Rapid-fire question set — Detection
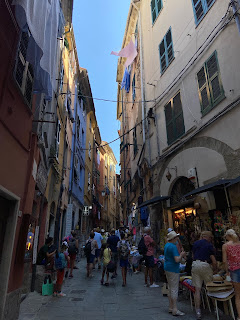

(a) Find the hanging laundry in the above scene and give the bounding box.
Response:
[121,68,131,93]
[12,0,65,100]
[111,39,137,68]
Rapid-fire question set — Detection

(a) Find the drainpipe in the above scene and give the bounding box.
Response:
[231,0,240,34]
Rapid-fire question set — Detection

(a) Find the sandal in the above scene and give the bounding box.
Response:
[169,309,173,313]
[172,310,185,316]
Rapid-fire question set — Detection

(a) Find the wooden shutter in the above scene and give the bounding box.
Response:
[173,93,185,138]
[159,39,166,72]
[206,52,223,104]
[166,29,174,64]
[197,66,211,112]
[165,101,174,144]
[157,0,162,13]
[193,0,204,22]
[151,0,156,23]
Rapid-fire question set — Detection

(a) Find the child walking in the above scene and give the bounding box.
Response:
[100,243,112,286]
[54,243,69,297]
[117,233,130,287]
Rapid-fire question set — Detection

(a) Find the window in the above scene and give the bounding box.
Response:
[132,74,136,101]
[192,0,215,25]
[151,0,162,24]
[88,142,91,159]
[105,156,108,168]
[159,28,174,74]
[15,31,34,108]
[59,61,64,93]
[88,172,91,192]
[133,126,138,156]
[55,120,61,159]
[164,92,185,145]
[197,51,225,116]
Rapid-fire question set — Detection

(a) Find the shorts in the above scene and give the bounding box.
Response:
[192,261,213,288]
[165,271,180,299]
[230,268,240,283]
[87,254,95,264]
[69,253,76,261]
[120,259,129,268]
[112,252,118,264]
[95,249,101,258]
[56,269,64,285]
[145,255,154,268]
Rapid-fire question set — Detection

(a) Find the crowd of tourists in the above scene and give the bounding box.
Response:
[36,226,240,320]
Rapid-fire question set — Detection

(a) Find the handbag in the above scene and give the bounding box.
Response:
[42,275,53,296]
[107,261,115,273]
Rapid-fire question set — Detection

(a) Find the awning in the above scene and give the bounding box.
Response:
[227,176,240,188]
[138,196,169,209]
[183,179,232,198]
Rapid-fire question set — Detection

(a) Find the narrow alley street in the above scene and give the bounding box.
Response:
[18,259,217,320]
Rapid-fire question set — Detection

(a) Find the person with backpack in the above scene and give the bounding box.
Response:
[85,232,98,278]
[117,233,130,287]
[107,228,120,278]
[53,242,69,297]
[143,227,159,288]
[68,231,79,278]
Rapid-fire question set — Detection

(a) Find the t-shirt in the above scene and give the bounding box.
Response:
[103,248,111,266]
[144,234,154,256]
[192,239,215,263]
[164,242,180,273]
[94,232,103,249]
[36,244,49,265]
[86,239,97,255]
[107,235,120,253]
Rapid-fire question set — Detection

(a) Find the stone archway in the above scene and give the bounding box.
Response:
[170,176,195,206]
[157,136,239,185]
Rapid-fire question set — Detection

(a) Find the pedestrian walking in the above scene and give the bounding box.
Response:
[107,228,120,278]
[164,231,186,316]
[85,232,98,278]
[222,229,240,320]
[54,242,69,297]
[143,227,159,288]
[117,233,130,287]
[68,231,79,278]
[192,231,217,319]
[100,243,112,286]
[94,227,103,269]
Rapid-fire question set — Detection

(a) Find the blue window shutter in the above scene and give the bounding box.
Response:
[159,28,174,74]
[151,0,157,24]
[192,0,215,25]
[132,74,136,101]
[157,0,162,14]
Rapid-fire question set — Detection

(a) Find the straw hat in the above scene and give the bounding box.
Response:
[167,231,180,241]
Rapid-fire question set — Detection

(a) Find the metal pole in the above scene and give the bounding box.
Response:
[231,0,240,34]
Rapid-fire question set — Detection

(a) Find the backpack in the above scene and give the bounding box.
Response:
[55,252,67,270]
[138,236,148,255]
[119,241,129,260]
[68,238,78,255]
[84,240,92,257]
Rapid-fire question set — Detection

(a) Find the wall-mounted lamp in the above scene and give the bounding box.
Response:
[166,166,177,181]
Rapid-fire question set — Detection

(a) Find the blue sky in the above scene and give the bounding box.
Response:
[73,0,131,173]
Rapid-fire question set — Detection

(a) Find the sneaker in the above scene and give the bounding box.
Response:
[53,292,57,297]
[149,283,159,288]
[57,292,66,297]
[196,311,201,320]
[134,271,140,274]
[173,310,185,316]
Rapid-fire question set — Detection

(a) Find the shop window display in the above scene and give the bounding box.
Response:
[25,223,35,260]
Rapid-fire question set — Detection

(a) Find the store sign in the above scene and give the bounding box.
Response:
[32,226,39,264]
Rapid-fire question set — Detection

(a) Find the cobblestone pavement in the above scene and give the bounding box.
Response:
[18,259,227,320]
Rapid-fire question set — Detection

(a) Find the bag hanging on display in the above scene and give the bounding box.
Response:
[42,275,53,296]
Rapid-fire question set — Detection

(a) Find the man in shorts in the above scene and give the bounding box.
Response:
[94,227,103,269]
[144,227,159,288]
[192,231,217,319]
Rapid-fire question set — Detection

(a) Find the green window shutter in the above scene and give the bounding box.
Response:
[157,0,162,13]
[197,66,211,113]
[206,51,224,105]
[159,39,166,73]
[165,92,185,145]
[166,29,174,65]
[151,0,157,23]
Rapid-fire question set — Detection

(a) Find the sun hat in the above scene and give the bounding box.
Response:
[167,231,180,241]
[167,228,173,233]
